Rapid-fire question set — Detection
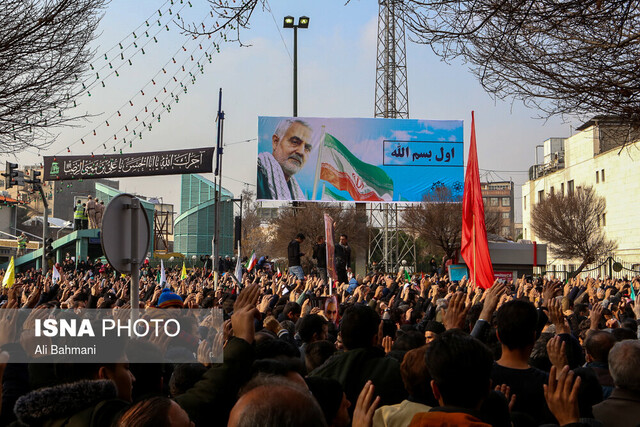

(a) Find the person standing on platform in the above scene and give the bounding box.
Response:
[288,233,306,280]
[16,232,28,256]
[73,200,83,231]
[86,195,97,229]
[95,199,105,229]
[80,203,88,230]
[334,234,351,285]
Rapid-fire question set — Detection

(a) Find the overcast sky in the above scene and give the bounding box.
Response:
[11,0,580,222]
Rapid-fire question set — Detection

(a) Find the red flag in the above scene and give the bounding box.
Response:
[461,112,494,289]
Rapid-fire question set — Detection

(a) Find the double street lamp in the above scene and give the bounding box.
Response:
[283,16,309,117]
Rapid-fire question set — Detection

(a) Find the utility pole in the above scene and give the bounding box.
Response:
[212,89,225,289]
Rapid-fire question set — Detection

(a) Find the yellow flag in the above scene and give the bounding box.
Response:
[2,256,15,288]
[181,262,187,280]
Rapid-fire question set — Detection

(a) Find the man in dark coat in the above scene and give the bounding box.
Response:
[334,234,351,285]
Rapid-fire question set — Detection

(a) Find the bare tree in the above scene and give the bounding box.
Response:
[396,0,640,125]
[0,0,107,154]
[190,1,640,126]
[484,209,502,237]
[531,186,617,275]
[403,185,503,261]
[177,0,262,45]
[402,186,462,261]
[239,188,271,257]
[266,202,368,270]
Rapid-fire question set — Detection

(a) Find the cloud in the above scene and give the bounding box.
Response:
[390,130,412,141]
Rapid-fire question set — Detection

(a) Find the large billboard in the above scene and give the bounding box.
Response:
[43,148,214,181]
[257,116,464,202]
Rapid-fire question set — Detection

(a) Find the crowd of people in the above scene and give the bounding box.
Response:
[1,246,640,427]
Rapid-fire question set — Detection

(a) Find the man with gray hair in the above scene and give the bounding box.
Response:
[592,339,640,426]
[257,118,313,200]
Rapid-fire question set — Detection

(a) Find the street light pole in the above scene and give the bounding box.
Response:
[293,25,298,117]
[284,16,309,118]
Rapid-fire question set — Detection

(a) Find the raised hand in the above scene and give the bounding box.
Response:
[590,302,603,330]
[546,336,569,371]
[443,292,470,330]
[544,366,581,426]
[382,336,393,355]
[479,281,507,321]
[543,281,562,307]
[549,298,570,334]
[232,283,260,344]
[495,384,516,412]
[352,381,381,427]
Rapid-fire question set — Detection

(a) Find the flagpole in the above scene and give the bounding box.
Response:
[472,213,476,288]
[312,126,326,201]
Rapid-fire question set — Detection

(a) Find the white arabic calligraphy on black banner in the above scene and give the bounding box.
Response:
[43,148,214,180]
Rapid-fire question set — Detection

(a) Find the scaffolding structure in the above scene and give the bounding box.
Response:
[374,0,409,119]
[369,0,416,272]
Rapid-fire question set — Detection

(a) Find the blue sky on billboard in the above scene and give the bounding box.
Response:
[12,0,576,221]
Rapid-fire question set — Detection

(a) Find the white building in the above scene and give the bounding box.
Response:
[522,116,640,273]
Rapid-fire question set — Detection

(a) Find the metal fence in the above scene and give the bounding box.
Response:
[535,256,640,279]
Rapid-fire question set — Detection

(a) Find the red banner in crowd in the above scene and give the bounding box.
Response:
[324,214,338,282]
[460,111,495,289]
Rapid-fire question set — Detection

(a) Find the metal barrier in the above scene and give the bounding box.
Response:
[539,256,640,279]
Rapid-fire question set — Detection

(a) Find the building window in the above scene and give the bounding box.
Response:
[538,190,544,203]
[524,228,527,239]
[550,186,554,196]
[502,212,510,219]
[501,197,510,207]
[560,182,564,195]
[490,198,499,206]
[601,169,605,182]
[568,180,574,195]
[596,171,599,183]
[501,226,510,236]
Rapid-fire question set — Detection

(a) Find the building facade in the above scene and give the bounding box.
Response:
[174,174,234,257]
[522,117,640,272]
[481,181,515,239]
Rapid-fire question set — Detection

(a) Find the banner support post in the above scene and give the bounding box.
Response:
[312,126,326,201]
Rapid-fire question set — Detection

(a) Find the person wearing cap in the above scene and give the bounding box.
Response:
[423,321,446,344]
[157,288,184,309]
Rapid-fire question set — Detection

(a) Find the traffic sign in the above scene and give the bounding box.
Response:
[101,194,150,310]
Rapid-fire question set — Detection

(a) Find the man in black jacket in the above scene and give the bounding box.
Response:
[334,234,351,285]
[288,233,305,280]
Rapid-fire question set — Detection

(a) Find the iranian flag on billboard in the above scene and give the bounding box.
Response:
[320,134,393,202]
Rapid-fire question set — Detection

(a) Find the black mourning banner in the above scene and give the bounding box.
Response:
[43,148,214,181]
